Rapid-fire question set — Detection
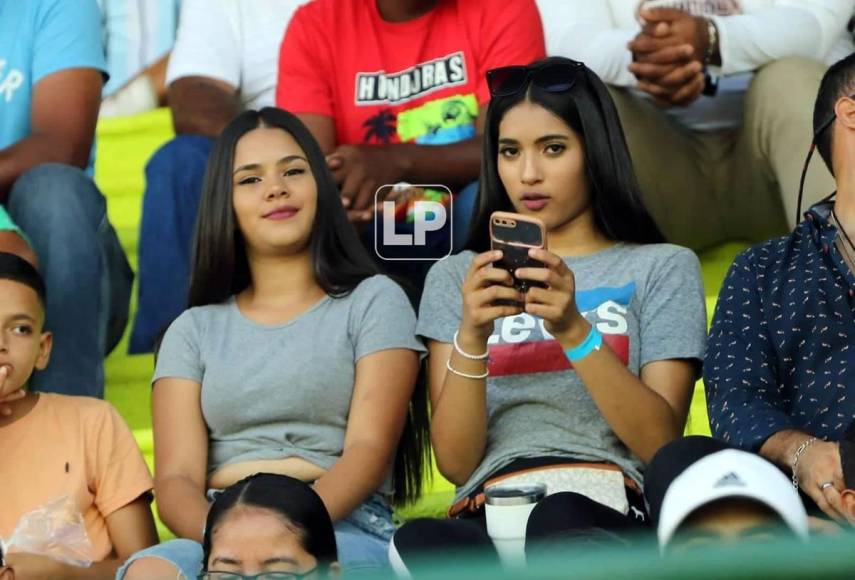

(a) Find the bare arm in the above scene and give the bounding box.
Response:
[312,348,419,520]
[564,326,694,463]
[0,68,102,200]
[0,232,37,265]
[151,377,210,541]
[760,429,850,522]
[428,251,523,485]
[168,76,240,138]
[427,339,488,486]
[297,114,336,155]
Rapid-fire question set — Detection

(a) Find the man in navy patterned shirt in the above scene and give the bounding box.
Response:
[705,53,855,524]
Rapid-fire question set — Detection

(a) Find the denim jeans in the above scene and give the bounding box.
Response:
[6,164,133,398]
[115,494,396,579]
[130,135,213,354]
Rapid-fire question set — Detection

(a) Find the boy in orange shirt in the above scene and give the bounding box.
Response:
[0,252,157,579]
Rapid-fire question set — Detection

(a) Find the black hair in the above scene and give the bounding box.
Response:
[466,56,665,252]
[0,252,46,309]
[186,107,430,505]
[813,52,855,174]
[202,474,337,570]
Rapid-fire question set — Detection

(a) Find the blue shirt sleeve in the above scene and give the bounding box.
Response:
[32,0,107,85]
[704,248,794,451]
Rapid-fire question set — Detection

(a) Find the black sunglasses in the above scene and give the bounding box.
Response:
[794,93,855,223]
[486,61,584,98]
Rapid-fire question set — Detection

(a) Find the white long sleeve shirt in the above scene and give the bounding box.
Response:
[538,0,855,130]
[166,0,306,110]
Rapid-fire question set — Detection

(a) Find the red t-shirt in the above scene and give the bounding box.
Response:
[276,0,545,147]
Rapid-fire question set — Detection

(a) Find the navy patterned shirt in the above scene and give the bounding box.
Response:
[705,202,855,451]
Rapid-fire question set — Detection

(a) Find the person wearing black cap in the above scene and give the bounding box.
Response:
[705,52,855,523]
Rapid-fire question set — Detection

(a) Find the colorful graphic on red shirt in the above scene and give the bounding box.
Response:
[277,0,546,148]
[487,283,636,377]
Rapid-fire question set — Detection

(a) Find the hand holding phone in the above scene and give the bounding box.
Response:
[489,212,547,301]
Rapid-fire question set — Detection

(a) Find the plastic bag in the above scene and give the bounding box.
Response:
[1,495,92,568]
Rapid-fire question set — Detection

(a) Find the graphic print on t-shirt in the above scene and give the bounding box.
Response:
[355,51,477,146]
[355,51,467,106]
[487,283,635,377]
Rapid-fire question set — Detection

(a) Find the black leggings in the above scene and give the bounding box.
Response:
[393,491,649,570]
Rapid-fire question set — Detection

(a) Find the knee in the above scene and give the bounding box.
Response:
[526,492,598,536]
[121,557,184,580]
[119,539,203,580]
[529,492,591,521]
[146,135,213,174]
[746,57,826,119]
[7,163,103,230]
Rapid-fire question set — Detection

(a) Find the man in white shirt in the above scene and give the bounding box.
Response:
[537,0,854,250]
[130,0,305,354]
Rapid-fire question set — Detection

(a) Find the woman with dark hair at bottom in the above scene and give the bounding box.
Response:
[119,107,429,579]
[200,474,340,579]
[391,57,707,568]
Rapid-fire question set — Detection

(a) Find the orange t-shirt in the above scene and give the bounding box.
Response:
[0,394,153,561]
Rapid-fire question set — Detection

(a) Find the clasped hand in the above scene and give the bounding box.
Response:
[628,7,709,107]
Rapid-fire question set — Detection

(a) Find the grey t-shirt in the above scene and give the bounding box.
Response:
[418,243,707,501]
[154,275,425,494]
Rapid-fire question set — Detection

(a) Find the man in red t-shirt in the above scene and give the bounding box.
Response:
[277,0,545,294]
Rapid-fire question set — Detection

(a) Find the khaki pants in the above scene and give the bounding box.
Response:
[610,57,836,251]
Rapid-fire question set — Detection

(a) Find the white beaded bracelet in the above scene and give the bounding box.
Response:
[453,330,489,360]
[446,358,489,380]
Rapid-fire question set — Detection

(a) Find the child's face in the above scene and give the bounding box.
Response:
[0,279,51,396]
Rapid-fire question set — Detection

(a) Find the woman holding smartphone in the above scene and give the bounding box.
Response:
[391,57,707,564]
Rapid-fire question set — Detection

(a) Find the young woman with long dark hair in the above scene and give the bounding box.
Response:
[392,57,707,566]
[119,107,429,579]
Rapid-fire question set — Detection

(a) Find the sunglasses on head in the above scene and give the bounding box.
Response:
[486,61,585,98]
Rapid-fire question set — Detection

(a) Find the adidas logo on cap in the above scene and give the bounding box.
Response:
[713,472,746,488]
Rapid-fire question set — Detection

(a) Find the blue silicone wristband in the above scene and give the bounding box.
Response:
[564,325,602,363]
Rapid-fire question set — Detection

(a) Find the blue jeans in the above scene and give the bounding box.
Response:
[6,164,133,398]
[115,494,396,579]
[130,135,213,354]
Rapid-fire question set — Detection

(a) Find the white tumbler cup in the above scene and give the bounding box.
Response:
[484,483,547,567]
